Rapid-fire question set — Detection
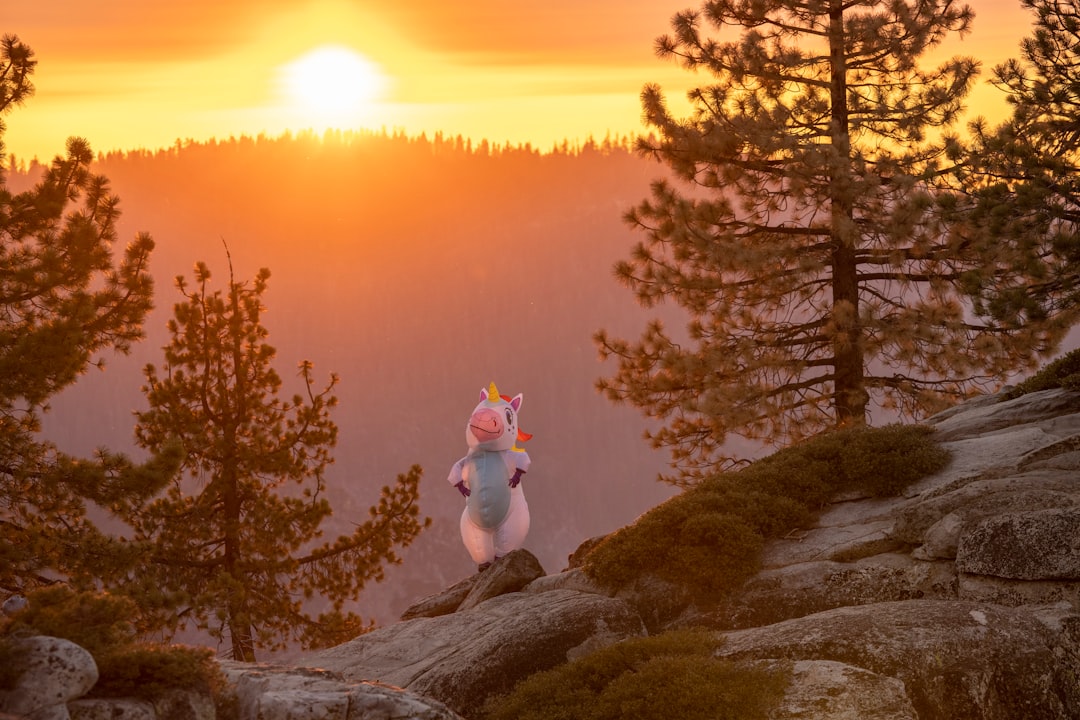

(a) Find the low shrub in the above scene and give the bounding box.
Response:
[0,586,138,658]
[584,423,948,596]
[91,643,221,701]
[583,489,765,597]
[836,424,950,497]
[0,587,227,708]
[1004,348,1080,399]
[481,629,788,720]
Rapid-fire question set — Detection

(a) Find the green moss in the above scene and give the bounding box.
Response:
[584,423,949,596]
[1004,348,1080,399]
[481,629,788,720]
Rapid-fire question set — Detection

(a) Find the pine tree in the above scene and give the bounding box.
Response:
[594,0,1071,484]
[0,34,174,591]
[129,258,429,660]
[956,0,1080,325]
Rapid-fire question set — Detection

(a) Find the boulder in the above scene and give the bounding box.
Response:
[400,574,479,621]
[147,689,215,720]
[523,566,608,596]
[69,699,156,720]
[893,473,1080,546]
[688,554,957,630]
[927,388,1080,442]
[0,636,98,720]
[401,549,546,619]
[773,659,917,720]
[1,596,26,617]
[760,518,903,568]
[218,661,463,720]
[300,589,645,718]
[456,549,545,612]
[716,600,1080,720]
[959,573,1080,608]
[957,507,1080,580]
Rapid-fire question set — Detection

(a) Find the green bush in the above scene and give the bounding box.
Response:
[584,423,948,596]
[481,629,788,720]
[1004,348,1080,399]
[732,454,836,508]
[0,587,227,707]
[91,644,221,700]
[836,424,950,497]
[583,490,765,598]
[0,586,137,658]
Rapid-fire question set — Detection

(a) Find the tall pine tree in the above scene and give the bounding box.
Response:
[0,34,175,592]
[129,258,429,660]
[595,0,1070,484]
[957,0,1080,325]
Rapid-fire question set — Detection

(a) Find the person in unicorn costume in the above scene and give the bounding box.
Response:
[447,382,533,570]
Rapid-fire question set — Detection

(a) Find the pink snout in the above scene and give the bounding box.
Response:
[469,408,504,442]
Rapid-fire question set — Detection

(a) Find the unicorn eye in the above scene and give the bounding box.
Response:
[505,409,514,426]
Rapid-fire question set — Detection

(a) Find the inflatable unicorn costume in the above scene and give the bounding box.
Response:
[447,382,532,569]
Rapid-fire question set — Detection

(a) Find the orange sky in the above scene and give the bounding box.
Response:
[6,0,1037,162]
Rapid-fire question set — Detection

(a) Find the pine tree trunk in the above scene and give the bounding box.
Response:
[225,276,256,662]
[828,0,868,427]
[221,442,256,662]
[831,243,866,426]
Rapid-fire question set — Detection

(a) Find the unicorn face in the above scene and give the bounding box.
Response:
[466,382,523,452]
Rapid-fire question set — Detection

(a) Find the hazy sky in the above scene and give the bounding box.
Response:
[7,0,1036,161]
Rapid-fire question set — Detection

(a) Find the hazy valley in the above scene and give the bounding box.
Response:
[12,131,684,632]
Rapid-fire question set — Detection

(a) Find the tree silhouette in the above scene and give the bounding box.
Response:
[0,34,174,592]
[957,0,1080,327]
[130,257,429,660]
[595,0,1071,484]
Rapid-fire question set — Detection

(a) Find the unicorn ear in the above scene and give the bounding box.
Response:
[510,393,523,412]
[479,388,488,402]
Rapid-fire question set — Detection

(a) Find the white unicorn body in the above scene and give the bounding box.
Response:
[447,382,532,567]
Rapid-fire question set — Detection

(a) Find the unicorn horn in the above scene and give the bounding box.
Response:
[488,382,499,401]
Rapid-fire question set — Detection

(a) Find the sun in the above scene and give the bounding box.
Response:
[278,45,388,125]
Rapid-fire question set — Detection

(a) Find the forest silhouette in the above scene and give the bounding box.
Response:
[9,130,684,629]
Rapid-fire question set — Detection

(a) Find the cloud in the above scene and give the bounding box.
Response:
[369,0,683,65]
[9,0,299,61]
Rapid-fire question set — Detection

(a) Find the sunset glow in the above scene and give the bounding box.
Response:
[278,46,389,129]
[4,0,1040,162]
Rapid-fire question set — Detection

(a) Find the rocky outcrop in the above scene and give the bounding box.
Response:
[9,388,1080,719]
[692,390,1080,633]
[291,389,1080,719]
[774,660,918,720]
[217,662,464,720]
[718,600,1078,720]
[400,549,545,620]
[69,690,213,720]
[301,567,646,719]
